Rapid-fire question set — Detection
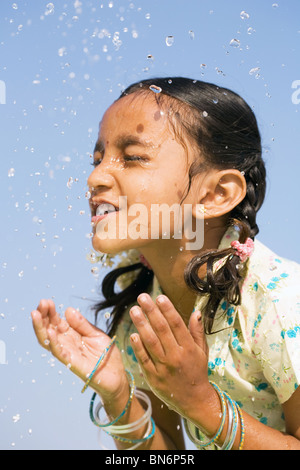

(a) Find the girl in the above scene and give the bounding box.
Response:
[32,77,300,450]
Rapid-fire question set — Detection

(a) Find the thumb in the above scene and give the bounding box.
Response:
[189,310,208,354]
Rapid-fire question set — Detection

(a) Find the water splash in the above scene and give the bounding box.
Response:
[165,36,174,47]
[240,11,250,20]
[229,38,240,48]
[149,84,162,94]
[45,3,55,16]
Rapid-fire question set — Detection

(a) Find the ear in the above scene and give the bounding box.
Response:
[193,169,247,219]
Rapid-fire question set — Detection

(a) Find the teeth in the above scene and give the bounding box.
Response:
[96,203,117,216]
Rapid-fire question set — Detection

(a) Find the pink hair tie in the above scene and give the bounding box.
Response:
[230,238,254,263]
[139,254,152,270]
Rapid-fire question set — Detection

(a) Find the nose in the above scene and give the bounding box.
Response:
[87,157,116,191]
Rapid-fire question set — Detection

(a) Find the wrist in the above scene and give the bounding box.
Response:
[181,381,223,435]
[100,371,133,423]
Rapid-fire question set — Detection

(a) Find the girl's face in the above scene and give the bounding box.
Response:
[88,93,199,255]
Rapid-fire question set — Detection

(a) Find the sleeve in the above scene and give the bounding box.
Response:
[251,267,300,404]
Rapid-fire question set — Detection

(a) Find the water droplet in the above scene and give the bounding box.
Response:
[149,84,162,94]
[247,27,256,35]
[12,414,21,423]
[18,271,24,279]
[44,339,50,346]
[240,11,250,20]
[272,3,279,7]
[202,111,208,117]
[8,168,15,177]
[67,177,73,189]
[58,46,66,57]
[249,67,260,78]
[229,38,240,48]
[165,35,174,47]
[45,3,55,16]
[12,3,18,9]
[104,311,111,319]
[188,30,195,40]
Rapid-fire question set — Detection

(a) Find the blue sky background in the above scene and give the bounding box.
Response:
[0,0,299,450]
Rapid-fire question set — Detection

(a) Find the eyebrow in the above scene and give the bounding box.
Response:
[93,134,154,154]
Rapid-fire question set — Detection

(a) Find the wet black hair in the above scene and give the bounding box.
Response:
[92,77,266,335]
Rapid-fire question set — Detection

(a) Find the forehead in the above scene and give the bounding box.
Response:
[99,93,169,139]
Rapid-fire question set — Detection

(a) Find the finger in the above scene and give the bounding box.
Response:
[188,310,208,355]
[31,309,51,350]
[65,308,100,338]
[47,327,70,366]
[130,333,156,374]
[137,294,178,351]
[47,299,61,327]
[155,295,191,347]
[129,306,165,360]
[47,300,71,335]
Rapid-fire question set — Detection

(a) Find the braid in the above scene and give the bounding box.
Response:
[231,160,266,238]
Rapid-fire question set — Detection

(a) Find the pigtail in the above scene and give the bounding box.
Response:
[184,219,250,334]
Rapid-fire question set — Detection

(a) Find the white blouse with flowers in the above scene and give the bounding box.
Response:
[115,227,300,437]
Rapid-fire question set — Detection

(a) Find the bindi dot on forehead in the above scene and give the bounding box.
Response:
[136,123,144,134]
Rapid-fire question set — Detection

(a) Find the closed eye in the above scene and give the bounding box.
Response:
[90,155,147,167]
[124,155,145,162]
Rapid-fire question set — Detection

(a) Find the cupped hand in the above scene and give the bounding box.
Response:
[31,299,127,399]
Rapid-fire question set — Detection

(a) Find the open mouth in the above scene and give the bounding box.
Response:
[91,202,119,224]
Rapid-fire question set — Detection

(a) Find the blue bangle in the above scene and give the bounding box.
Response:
[89,369,135,428]
[81,335,117,394]
[223,392,238,450]
[193,381,227,448]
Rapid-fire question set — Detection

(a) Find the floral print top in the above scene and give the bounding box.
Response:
[115,226,300,435]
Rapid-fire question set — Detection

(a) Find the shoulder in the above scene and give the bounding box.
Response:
[240,239,300,402]
[246,238,300,309]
